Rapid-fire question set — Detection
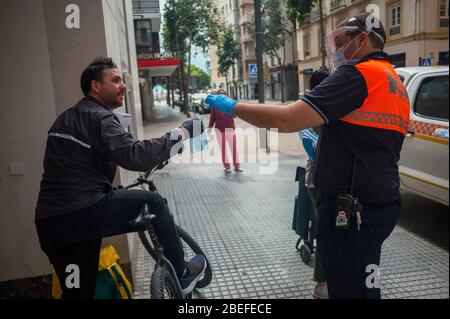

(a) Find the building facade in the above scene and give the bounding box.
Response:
[210,0,231,91]
[210,44,227,90]
[217,0,246,99]
[238,0,258,99]
[210,0,256,99]
[211,0,301,101]
[261,1,299,102]
[296,0,449,96]
[133,0,180,123]
[0,0,143,290]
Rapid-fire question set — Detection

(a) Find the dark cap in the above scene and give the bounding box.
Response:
[338,13,387,45]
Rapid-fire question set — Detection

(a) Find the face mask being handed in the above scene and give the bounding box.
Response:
[332,34,364,69]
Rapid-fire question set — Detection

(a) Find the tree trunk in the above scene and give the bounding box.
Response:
[166,77,172,106]
[182,36,193,117]
[319,0,327,68]
[224,73,230,95]
[231,63,237,99]
[290,20,299,99]
[177,68,183,101]
[276,53,285,103]
[171,75,175,108]
[281,44,286,103]
[174,27,183,109]
[181,70,190,117]
[180,62,190,117]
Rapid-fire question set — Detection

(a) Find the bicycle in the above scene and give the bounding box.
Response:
[110,160,213,299]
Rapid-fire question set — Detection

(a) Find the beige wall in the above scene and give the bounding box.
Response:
[0,0,58,281]
[43,0,108,115]
[210,45,227,89]
[0,0,142,281]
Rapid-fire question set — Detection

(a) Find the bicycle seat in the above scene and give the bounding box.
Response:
[130,204,157,226]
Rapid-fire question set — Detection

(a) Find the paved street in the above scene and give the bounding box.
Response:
[132,104,449,299]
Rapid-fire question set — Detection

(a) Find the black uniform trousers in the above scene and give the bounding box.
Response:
[317,193,401,299]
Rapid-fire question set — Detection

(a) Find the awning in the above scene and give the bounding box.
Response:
[137,58,180,77]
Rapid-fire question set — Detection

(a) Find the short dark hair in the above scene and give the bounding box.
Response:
[80,57,118,96]
[310,68,330,90]
[338,13,387,50]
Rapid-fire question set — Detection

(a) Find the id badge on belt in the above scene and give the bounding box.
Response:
[335,194,353,230]
[335,194,363,230]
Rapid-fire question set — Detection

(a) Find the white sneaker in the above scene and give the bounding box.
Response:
[224,168,232,174]
[312,283,329,299]
[235,166,244,172]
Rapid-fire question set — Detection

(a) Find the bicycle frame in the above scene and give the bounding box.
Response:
[123,161,185,298]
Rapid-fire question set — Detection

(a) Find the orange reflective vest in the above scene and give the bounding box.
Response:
[340,59,411,135]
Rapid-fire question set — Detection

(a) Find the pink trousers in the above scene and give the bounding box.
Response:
[218,130,240,169]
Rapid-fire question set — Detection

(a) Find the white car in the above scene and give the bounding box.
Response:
[396,66,449,206]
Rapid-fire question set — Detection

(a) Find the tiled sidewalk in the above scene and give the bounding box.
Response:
[132,158,448,299]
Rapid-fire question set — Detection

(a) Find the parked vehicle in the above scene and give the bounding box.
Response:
[189,93,210,114]
[396,66,449,206]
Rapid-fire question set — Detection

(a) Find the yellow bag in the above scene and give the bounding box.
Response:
[52,245,133,299]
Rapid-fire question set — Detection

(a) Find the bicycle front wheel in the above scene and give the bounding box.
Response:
[176,225,212,289]
[151,263,183,299]
[138,231,158,260]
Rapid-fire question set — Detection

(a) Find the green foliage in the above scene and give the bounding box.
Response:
[286,0,317,24]
[217,25,241,77]
[163,0,219,58]
[162,0,219,114]
[246,0,286,60]
[188,65,211,89]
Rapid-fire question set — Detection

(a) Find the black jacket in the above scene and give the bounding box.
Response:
[35,96,180,220]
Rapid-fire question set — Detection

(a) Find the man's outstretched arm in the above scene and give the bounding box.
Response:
[233,100,325,133]
[204,94,325,133]
[100,113,201,172]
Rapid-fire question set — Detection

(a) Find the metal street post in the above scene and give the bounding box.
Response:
[254,0,268,151]
[319,0,327,68]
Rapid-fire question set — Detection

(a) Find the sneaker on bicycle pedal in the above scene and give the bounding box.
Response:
[179,255,207,295]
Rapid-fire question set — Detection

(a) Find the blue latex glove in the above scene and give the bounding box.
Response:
[204,94,238,116]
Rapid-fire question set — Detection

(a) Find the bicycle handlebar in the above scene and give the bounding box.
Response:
[124,160,169,190]
[142,160,169,179]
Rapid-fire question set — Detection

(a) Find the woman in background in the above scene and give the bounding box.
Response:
[298,68,330,299]
[208,89,243,174]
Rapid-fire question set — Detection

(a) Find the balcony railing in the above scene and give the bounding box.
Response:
[390,25,401,36]
[239,0,254,7]
[241,33,254,43]
[242,52,256,61]
[330,0,346,12]
[133,0,160,14]
[311,9,320,21]
[330,0,345,12]
[240,14,253,25]
[299,14,311,27]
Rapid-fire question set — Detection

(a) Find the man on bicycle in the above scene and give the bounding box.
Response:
[35,57,206,299]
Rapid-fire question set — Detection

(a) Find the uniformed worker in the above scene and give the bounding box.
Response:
[205,13,410,299]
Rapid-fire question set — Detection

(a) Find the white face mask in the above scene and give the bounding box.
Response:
[332,34,364,69]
